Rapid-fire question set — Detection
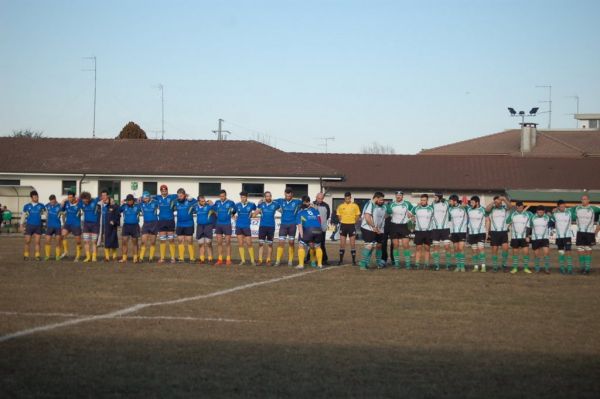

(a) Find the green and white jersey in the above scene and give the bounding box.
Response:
[571,205,600,233]
[507,210,533,239]
[553,209,574,239]
[467,206,486,235]
[531,214,551,240]
[386,200,414,224]
[412,204,434,231]
[432,200,450,230]
[360,200,386,232]
[449,205,468,233]
[488,205,509,232]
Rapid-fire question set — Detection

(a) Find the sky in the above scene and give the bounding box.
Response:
[1,0,599,153]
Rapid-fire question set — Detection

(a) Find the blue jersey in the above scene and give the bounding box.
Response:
[194,203,216,225]
[175,198,197,227]
[62,201,81,226]
[120,204,142,225]
[140,200,159,223]
[154,194,177,221]
[214,199,236,225]
[235,201,257,229]
[45,202,63,229]
[22,202,45,226]
[296,207,321,229]
[277,198,302,225]
[257,201,280,227]
[78,198,101,223]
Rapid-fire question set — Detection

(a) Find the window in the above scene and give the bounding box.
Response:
[242,183,264,197]
[98,180,121,201]
[62,180,77,195]
[590,120,599,129]
[0,179,20,186]
[199,182,221,196]
[285,184,308,197]
[143,182,157,196]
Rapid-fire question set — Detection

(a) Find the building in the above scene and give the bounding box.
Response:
[575,113,600,130]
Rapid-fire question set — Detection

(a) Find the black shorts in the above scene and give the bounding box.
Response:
[361,227,384,244]
[158,219,175,232]
[63,224,82,236]
[556,237,572,251]
[431,228,450,242]
[83,222,100,234]
[414,230,432,246]
[142,221,159,235]
[45,227,61,236]
[236,227,252,237]
[122,224,141,238]
[258,226,275,242]
[575,232,596,247]
[531,239,549,250]
[176,226,194,236]
[489,231,509,246]
[340,223,356,237]
[25,225,42,236]
[214,224,232,236]
[510,238,528,249]
[278,223,297,239]
[467,233,486,245]
[389,223,410,239]
[196,224,214,241]
[300,228,323,246]
[450,232,467,243]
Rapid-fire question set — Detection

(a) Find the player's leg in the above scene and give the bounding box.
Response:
[542,245,550,273]
[349,233,357,265]
[177,232,186,262]
[23,231,32,260]
[236,234,246,265]
[139,233,148,261]
[245,235,255,265]
[510,243,519,274]
[501,241,509,271]
[215,231,224,264]
[358,228,374,270]
[225,234,232,265]
[491,241,499,272]
[478,240,486,272]
[44,233,53,261]
[287,238,295,266]
[522,245,531,273]
[455,240,465,272]
[296,240,307,270]
[338,232,347,265]
[158,231,167,263]
[185,235,194,262]
[423,243,431,269]
[61,228,70,257]
[120,235,129,262]
[168,230,176,263]
[391,238,400,268]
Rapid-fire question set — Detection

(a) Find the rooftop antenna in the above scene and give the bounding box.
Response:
[157,84,165,139]
[82,56,97,138]
[317,136,335,153]
[535,84,552,128]
[212,118,231,140]
[565,95,580,127]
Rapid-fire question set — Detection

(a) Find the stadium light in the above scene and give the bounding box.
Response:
[508,106,538,125]
[508,107,517,115]
[529,107,539,116]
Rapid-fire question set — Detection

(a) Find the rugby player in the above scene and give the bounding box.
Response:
[274,188,302,266]
[174,188,197,262]
[60,191,82,261]
[213,189,236,265]
[411,194,434,270]
[296,195,324,269]
[119,194,142,263]
[448,194,468,272]
[507,201,533,274]
[44,194,63,261]
[254,191,280,265]
[336,191,361,265]
[530,205,551,273]
[553,200,574,274]
[467,196,487,272]
[154,185,178,264]
[571,194,600,274]
[485,195,510,272]
[139,192,159,262]
[101,195,120,261]
[431,193,452,270]
[358,192,386,270]
[194,195,216,264]
[235,191,257,265]
[78,191,101,262]
[20,190,45,260]
[385,191,414,269]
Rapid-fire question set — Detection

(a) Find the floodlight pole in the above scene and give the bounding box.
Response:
[565,95,579,127]
[83,56,97,138]
[536,84,552,129]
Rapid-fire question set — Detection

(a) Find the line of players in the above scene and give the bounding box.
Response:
[354,191,600,274]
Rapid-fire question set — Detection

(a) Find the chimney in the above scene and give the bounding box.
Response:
[520,122,538,154]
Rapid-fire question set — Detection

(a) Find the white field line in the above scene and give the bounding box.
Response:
[0,311,255,323]
[0,266,341,343]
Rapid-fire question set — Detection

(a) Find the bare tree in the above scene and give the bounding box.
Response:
[361,141,396,154]
[10,129,44,138]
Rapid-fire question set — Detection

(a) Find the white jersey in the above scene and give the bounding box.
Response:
[553,209,573,239]
[432,201,450,230]
[449,205,468,233]
[488,205,509,232]
[386,200,414,224]
[508,210,533,239]
[413,204,434,231]
[531,214,551,240]
[573,205,600,234]
[360,200,386,232]
[467,206,486,235]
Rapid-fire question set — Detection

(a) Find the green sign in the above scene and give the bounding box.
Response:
[131,182,138,191]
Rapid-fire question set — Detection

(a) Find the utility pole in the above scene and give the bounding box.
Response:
[158,84,165,139]
[212,118,231,140]
[565,95,580,127]
[83,56,97,138]
[317,136,335,153]
[536,84,552,129]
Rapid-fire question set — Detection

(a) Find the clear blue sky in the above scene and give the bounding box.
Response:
[1,0,599,153]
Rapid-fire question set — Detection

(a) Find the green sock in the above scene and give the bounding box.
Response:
[558,253,565,268]
[472,254,478,266]
[534,257,540,272]
[566,255,573,272]
[403,250,411,268]
[523,255,530,269]
[586,254,592,272]
[544,256,550,271]
[579,254,586,270]
[392,249,400,265]
[375,249,382,263]
[360,248,372,266]
[479,252,486,265]
[445,252,453,268]
[458,253,465,269]
[512,255,519,269]
[432,252,440,268]
[492,255,498,269]
[501,251,509,267]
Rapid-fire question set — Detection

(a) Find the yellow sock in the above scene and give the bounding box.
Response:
[35,251,40,258]
[76,245,82,259]
[140,245,146,260]
[200,254,205,262]
[55,247,61,258]
[316,247,323,266]
[288,247,295,263]
[310,248,316,263]
[169,243,176,259]
[218,255,223,261]
[103,248,110,260]
[226,255,231,261]
[248,247,255,262]
[239,247,245,262]
[24,249,30,257]
[208,256,213,262]
[84,248,90,260]
[159,242,166,260]
[44,244,51,258]
[133,254,138,262]
[92,251,97,261]
[188,244,195,261]
[122,254,127,261]
[112,249,118,260]
[298,247,306,267]
[178,244,185,260]
[276,247,284,262]
[62,240,68,254]
[149,245,156,260]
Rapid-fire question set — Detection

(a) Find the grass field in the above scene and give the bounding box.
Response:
[1,235,599,398]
